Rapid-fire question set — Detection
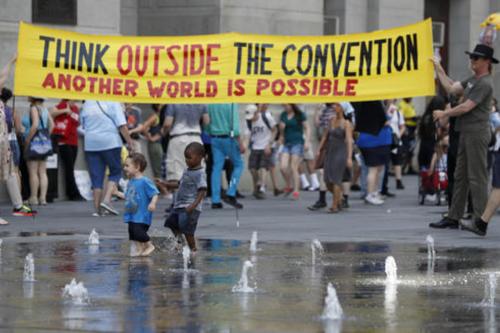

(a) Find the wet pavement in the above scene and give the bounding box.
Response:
[1,238,500,332]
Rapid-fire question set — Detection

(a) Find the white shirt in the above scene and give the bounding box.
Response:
[249,111,276,150]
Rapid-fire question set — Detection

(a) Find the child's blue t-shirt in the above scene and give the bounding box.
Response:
[124,177,159,225]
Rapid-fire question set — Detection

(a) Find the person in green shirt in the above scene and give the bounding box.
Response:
[279,104,310,200]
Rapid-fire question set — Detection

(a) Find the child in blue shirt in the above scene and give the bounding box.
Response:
[157,142,207,254]
[123,153,159,256]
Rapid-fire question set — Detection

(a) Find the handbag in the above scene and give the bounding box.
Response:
[28,107,53,159]
[314,147,326,170]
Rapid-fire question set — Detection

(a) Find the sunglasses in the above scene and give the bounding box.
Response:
[469,55,483,61]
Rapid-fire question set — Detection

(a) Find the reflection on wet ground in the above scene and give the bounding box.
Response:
[1,236,500,332]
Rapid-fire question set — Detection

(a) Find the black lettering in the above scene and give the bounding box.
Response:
[71,40,77,70]
[55,39,71,69]
[406,33,418,70]
[330,43,346,77]
[393,36,405,71]
[313,44,328,77]
[297,45,313,75]
[78,42,94,72]
[233,42,246,75]
[344,42,359,77]
[247,43,259,75]
[387,38,392,74]
[260,43,273,75]
[282,44,296,75]
[94,43,109,74]
[359,41,372,76]
[39,35,55,67]
[374,38,386,75]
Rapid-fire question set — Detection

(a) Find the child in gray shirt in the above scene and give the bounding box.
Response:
[159,142,207,253]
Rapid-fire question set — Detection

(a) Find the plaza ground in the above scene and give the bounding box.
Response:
[1,175,499,249]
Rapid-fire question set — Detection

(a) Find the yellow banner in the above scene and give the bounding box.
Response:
[14,20,434,103]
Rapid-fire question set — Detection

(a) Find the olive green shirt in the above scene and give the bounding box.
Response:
[455,74,494,132]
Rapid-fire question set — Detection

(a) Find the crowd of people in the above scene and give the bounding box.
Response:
[0,41,498,253]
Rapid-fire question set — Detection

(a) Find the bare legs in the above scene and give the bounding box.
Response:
[27,160,48,205]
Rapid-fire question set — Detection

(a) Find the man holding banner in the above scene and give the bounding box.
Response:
[430,44,496,230]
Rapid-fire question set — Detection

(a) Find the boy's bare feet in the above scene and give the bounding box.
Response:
[142,242,155,256]
[130,241,142,257]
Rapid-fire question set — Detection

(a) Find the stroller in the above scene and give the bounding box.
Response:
[418,165,448,206]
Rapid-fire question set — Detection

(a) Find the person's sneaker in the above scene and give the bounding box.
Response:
[460,218,488,236]
[99,202,119,216]
[12,205,37,217]
[273,188,284,196]
[342,198,349,209]
[308,186,320,192]
[429,217,459,229]
[350,184,361,191]
[236,191,245,199]
[222,195,244,209]
[292,191,300,200]
[365,193,384,205]
[283,187,293,196]
[396,180,405,190]
[211,203,223,209]
[380,190,396,198]
[253,191,265,200]
[308,200,327,211]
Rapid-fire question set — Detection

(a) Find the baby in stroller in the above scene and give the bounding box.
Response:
[419,137,449,205]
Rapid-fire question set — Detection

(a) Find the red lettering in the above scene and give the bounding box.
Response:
[299,79,310,96]
[206,44,220,75]
[319,79,330,95]
[206,80,218,97]
[42,73,55,89]
[57,74,71,90]
[99,78,112,94]
[256,79,270,95]
[124,80,139,96]
[332,80,344,96]
[72,75,86,92]
[182,45,189,76]
[147,81,166,98]
[194,81,205,98]
[117,45,133,75]
[285,79,298,96]
[112,78,123,95]
[165,45,180,75]
[190,44,204,75]
[271,79,285,96]
[88,77,98,93]
[135,45,148,77]
[166,82,179,98]
[345,79,358,96]
[234,79,245,96]
[180,81,193,97]
[151,45,164,76]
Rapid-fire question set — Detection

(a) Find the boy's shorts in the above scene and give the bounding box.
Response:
[128,222,150,243]
[164,208,200,236]
[249,149,271,170]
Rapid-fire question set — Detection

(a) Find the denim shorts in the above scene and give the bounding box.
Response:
[85,147,122,189]
[164,208,200,236]
[281,143,304,157]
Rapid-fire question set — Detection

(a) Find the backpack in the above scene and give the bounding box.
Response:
[246,112,274,131]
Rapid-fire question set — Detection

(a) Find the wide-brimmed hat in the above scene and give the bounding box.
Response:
[465,44,499,64]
